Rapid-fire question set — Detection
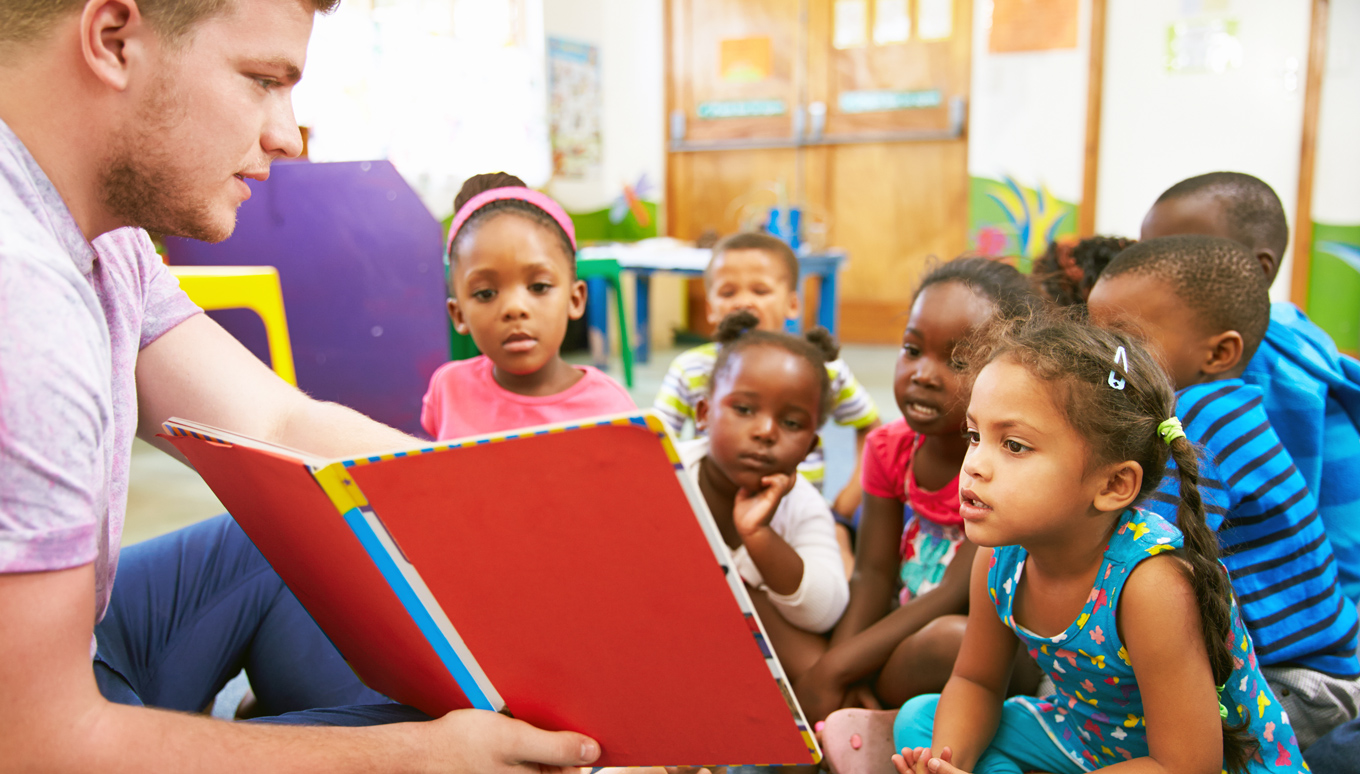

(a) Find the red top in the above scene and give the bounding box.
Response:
[861,419,962,528]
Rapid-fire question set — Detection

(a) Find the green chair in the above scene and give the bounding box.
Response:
[576,257,634,388]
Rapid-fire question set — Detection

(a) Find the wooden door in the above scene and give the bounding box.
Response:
[666,0,972,342]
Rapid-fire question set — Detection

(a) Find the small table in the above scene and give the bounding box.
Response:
[578,242,847,365]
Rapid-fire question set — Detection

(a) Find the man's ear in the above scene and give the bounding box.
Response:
[567,279,587,321]
[1201,330,1244,377]
[1093,460,1143,513]
[695,396,710,433]
[447,298,470,335]
[81,0,148,92]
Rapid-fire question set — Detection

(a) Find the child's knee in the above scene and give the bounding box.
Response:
[892,694,940,752]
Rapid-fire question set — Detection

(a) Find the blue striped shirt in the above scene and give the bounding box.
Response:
[1244,303,1360,605]
[1144,379,1360,677]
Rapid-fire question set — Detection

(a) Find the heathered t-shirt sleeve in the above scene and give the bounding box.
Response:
[0,214,110,573]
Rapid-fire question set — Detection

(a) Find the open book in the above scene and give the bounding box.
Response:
[162,412,820,767]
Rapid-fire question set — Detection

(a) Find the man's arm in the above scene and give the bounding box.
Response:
[0,563,600,774]
[135,314,415,460]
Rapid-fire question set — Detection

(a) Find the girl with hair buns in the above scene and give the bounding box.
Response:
[421,173,634,439]
[679,310,850,681]
[881,313,1301,774]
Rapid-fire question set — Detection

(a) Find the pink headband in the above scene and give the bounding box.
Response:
[446,187,577,256]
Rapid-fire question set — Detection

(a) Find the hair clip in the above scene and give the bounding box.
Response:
[1107,345,1129,390]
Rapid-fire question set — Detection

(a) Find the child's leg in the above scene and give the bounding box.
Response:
[893,695,1087,774]
[747,584,827,681]
[876,616,968,706]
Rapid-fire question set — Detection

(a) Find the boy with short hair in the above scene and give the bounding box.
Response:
[1088,234,1360,749]
[653,232,880,569]
[1142,172,1360,606]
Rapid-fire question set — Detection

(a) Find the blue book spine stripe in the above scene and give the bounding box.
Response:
[340,507,494,711]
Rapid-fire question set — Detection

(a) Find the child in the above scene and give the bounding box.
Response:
[654,232,881,554]
[1141,172,1360,606]
[890,313,1301,774]
[1088,234,1360,750]
[1031,235,1135,306]
[797,258,1040,725]
[679,310,850,681]
[421,173,635,439]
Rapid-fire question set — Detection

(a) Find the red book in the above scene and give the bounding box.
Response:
[162,412,820,767]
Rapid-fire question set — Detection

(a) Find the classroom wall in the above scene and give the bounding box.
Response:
[1094,0,1313,303]
[967,0,1090,263]
[544,0,684,353]
[1306,0,1360,352]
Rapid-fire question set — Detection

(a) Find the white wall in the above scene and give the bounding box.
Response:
[1313,0,1360,226]
[1095,0,1312,301]
[543,0,666,215]
[968,0,1092,205]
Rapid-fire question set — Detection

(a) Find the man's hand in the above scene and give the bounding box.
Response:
[420,709,600,774]
[733,473,796,538]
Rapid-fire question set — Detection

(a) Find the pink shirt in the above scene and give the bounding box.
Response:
[420,355,636,439]
[0,119,200,630]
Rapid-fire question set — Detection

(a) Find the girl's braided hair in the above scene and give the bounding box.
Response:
[963,310,1255,772]
[710,310,839,427]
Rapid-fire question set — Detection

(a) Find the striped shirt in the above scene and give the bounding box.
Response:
[1244,303,1360,605]
[653,342,879,488]
[1143,379,1360,677]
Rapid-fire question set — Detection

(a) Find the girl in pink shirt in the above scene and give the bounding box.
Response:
[421,173,634,439]
[796,258,1041,731]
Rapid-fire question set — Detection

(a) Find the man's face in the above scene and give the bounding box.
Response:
[99,0,313,242]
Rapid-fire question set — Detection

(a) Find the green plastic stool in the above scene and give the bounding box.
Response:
[576,257,634,388]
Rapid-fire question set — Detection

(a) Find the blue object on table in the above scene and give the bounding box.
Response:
[766,207,803,251]
[622,250,845,364]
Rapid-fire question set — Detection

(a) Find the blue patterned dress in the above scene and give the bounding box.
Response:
[895,508,1307,773]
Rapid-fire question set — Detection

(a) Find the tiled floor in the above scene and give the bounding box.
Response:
[124,343,902,546]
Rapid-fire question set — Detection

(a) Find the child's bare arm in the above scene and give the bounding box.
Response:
[926,548,1016,771]
[733,474,804,595]
[830,493,905,644]
[1102,555,1222,774]
[831,421,881,517]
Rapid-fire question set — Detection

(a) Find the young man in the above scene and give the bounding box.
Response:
[1142,172,1360,606]
[1088,235,1360,749]
[0,1,600,771]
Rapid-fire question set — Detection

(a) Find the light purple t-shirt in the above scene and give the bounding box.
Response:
[0,118,200,630]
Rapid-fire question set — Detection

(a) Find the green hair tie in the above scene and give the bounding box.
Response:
[1217,684,1229,720]
[1158,417,1186,446]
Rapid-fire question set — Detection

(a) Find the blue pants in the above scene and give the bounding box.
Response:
[894,695,1085,774]
[1307,717,1360,773]
[94,514,429,726]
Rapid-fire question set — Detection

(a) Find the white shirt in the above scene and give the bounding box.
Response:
[679,438,849,633]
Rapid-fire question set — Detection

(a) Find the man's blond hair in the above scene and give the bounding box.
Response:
[0,0,340,46]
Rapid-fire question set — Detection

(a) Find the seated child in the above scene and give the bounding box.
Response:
[1088,234,1360,749]
[1032,235,1135,306]
[885,315,1301,774]
[679,310,850,680]
[654,232,880,537]
[796,258,1041,725]
[1141,171,1360,605]
[421,173,635,439]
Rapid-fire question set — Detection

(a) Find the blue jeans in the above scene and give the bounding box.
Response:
[94,514,429,726]
[1307,717,1360,773]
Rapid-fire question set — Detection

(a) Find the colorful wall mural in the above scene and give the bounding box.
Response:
[968,175,1079,270]
[1310,223,1360,354]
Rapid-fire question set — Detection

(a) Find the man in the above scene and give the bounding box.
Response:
[0,1,600,770]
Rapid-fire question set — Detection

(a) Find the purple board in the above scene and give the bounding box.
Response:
[165,160,448,436]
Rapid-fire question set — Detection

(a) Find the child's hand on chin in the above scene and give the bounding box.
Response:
[892,746,969,774]
[733,473,797,537]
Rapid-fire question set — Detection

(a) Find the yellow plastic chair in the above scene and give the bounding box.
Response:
[170,266,298,386]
